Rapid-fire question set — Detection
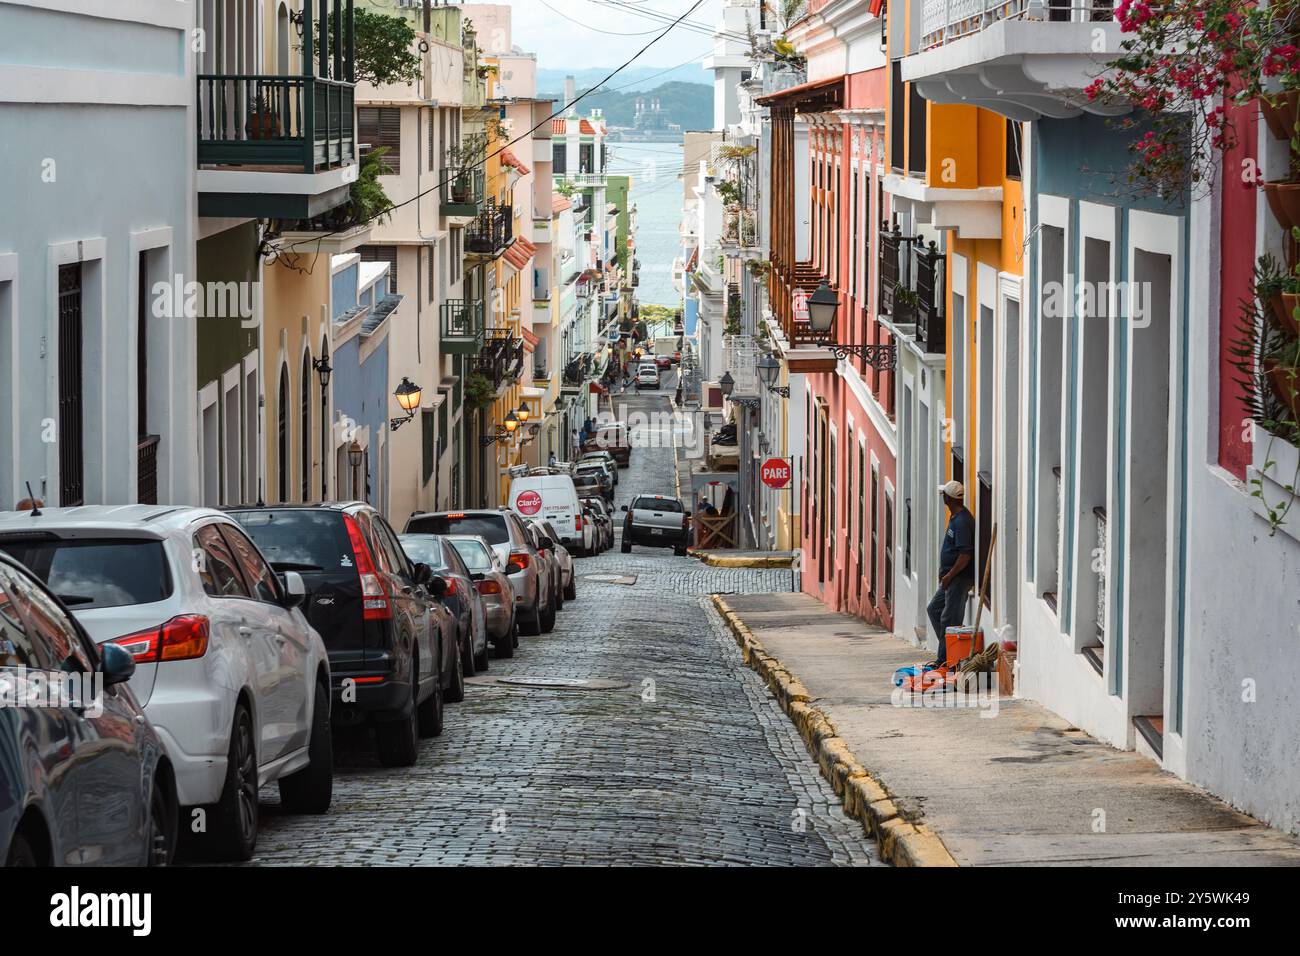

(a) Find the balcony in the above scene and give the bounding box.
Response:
[902,0,1128,121]
[475,328,525,391]
[572,171,607,187]
[879,224,946,356]
[196,74,357,218]
[441,167,485,219]
[466,201,514,258]
[441,299,485,355]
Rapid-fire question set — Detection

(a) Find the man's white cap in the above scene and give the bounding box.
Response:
[939,480,965,499]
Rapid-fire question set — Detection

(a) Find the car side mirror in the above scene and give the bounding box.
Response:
[279,570,307,609]
[413,563,434,586]
[506,561,523,575]
[430,575,448,599]
[100,642,136,687]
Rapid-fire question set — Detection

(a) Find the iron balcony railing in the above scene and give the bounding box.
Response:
[879,224,945,354]
[441,166,486,214]
[1094,506,1107,642]
[466,200,513,256]
[921,0,1115,50]
[915,241,946,355]
[475,328,524,389]
[441,299,484,341]
[197,74,355,172]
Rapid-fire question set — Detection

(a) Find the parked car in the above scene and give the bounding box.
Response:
[227,503,455,772]
[508,473,590,556]
[530,518,576,603]
[406,510,555,635]
[0,550,177,866]
[399,534,490,675]
[582,422,632,466]
[581,496,614,552]
[655,354,673,370]
[573,472,605,505]
[446,535,518,658]
[574,460,616,505]
[637,365,660,389]
[0,505,334,861]
[621,494,691,556]
[522,520,565,612]
[578,450,619,486]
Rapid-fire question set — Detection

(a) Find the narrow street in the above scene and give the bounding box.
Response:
[244,385,878,866]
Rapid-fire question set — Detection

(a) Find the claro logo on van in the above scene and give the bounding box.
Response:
[516,490,543,515]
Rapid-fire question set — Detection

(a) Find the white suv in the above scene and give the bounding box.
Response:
[0,505,332,861]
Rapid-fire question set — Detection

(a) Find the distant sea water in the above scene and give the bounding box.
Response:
[607,142,684,309]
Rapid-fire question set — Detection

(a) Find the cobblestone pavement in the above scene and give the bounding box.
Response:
[243,390,879,866]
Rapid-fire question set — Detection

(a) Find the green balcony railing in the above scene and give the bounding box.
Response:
[441,299,485,355]
[197,74,355,172]
[441,166,485,217]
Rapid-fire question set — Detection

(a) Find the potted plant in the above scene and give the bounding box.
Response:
[465,372,494,409]
[247,92,281,140]
[1255,252,1300,339]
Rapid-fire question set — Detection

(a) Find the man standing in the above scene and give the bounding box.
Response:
[927,480,975,664]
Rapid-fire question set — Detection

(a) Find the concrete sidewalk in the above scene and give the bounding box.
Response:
[715,592,1300,867]
[690,550,796,569]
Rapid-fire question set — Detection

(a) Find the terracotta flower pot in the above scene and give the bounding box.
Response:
[1274,292,1300,339]
[1262,181,1300,231]
[1261,91,1300,141]
[1265,356,1300,422]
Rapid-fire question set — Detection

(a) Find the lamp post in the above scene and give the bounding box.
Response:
[312,346,332,501]
[805,279,897,371]
[718,370,734,399]
[757,352,789,398]
[390,376,422,431]
[348,440,363,498]
[516,403,531,424]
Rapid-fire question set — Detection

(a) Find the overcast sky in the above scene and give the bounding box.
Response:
[495,0,726,70]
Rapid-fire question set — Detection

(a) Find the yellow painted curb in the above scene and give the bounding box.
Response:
[691,551,795,569]
[712,594,959,868]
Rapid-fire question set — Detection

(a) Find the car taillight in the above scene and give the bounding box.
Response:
[476,580,502,595]
[575,514,583,531]
[683,512,690,529]
[444,578,458,595]
[110,615,210,664]
[343,515,392,621]
[509,550,531,570]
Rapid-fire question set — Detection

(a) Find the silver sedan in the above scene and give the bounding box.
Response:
[446,534,518,658]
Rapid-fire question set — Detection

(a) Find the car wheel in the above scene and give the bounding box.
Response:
[202,703,258,861]
[495,623,516,659]
[278,677,333,815]
[461,627,477,678]
[673,544,688,557]
[147,773,178,866]
[513,622,520,648]
[417,649,444,738]
[519,601,541,636]
[621,538,632,553]
[377,662,421,766]
[554,584,565,612]
[564,576,577,601]
[539,596,557,633]
[445,636,466,703]
[4,831,37,866]
[473,632,490,672]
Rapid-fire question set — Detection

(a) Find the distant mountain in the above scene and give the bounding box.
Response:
[538,64,711,95]
[540,81,713,134]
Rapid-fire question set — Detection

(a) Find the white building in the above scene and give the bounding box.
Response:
[0,0,198,509]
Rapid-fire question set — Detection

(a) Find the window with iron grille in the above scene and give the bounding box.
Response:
[869,466,879,603]
[884,494,894,610]
[437,401,448,458]
[553,141,566,174]
[360,246,398,294]
[422,409,435,484]
[359,107,401,175]
[57,263,84,507]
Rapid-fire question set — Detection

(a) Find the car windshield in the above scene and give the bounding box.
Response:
[407,512,510,545]
[0,538,172,609]
[449,538,494,571]
[398,535,446,569]
[632,497,683,513]
[229,509,355,571]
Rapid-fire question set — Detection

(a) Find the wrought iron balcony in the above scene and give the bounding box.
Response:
[441,166,485,217]
[474,328,525,390]
[137,434,160,506]
[441,299,484,355]
[197,74,355,172]
[466,200,513,257]
[879,223,945,356]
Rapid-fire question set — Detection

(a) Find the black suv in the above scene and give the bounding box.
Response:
[226,503,459,767]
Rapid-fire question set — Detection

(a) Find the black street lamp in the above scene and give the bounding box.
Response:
[312,346,332,501]
[348,440,363,498]
[481,409,520,447]
[390,376,422,431]
[805,279,897,371]
[757,352,789,398]
[718,371,735,398]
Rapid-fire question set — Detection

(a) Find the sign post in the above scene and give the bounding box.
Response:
[758,457,796,592]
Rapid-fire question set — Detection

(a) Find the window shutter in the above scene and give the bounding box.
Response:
[360,246,398,294]
[360,107,401,175]
[422,409,435,483]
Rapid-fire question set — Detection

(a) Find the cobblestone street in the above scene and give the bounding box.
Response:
[245,388,879,866]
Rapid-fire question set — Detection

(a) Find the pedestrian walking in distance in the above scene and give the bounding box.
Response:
[926,480,975,664]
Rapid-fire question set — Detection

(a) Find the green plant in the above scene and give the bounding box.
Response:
[556,180,579,198]
[747,258,771,277]
[347,146,395,227]
[715,179,741,206]
[465,372,494,409]
[319,9,422,86]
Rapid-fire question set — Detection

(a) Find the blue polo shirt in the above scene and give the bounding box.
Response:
[940,507,976,583]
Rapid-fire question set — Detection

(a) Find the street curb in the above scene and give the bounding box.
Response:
[690,551,795,569]
[712,594,959,868]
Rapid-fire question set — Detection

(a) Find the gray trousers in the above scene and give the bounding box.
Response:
[927,578,970,660]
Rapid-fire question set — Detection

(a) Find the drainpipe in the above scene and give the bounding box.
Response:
[423,0,431,36]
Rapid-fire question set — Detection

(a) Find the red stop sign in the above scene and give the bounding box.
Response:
[516,490,543,515]
[760,458,792,489]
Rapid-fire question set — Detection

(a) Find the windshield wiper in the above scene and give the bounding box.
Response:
[271,561,324,572]
[56,594,96,606]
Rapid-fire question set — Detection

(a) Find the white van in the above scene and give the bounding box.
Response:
[509,474,591,556]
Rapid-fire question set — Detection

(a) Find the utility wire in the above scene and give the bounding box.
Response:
[280,0,708,256]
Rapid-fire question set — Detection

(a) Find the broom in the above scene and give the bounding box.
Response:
[958,524,1000,677]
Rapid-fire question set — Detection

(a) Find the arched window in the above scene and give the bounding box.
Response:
[278,364,289,502]
[301,350,311,501]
